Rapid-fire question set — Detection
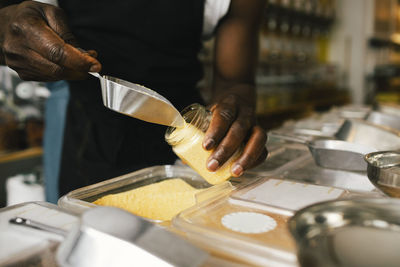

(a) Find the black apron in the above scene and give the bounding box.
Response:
[58,0,205,195]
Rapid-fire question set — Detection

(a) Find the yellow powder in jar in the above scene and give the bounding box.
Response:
[170,123,240,185]
[93,178,202,221]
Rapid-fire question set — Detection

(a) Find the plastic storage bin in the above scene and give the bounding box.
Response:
[57,162,372,266]
[172,177,356,267]
[58,165,217,215]
[173,187,298,267]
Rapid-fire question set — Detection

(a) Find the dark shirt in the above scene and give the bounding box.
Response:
[57,0,206,195]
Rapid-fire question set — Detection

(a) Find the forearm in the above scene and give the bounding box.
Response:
[213,33,257,100]
[210,0,264,108]
[212,37,258,106]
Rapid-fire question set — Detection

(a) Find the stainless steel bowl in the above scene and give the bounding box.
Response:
[288,198,400,267]
[365,151,400,198]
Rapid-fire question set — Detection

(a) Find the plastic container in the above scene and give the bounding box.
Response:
[0,201,78,266]
[165,103,241,185]
[172,175,373,267]
[172,188,298,267]
[58,165,234,221]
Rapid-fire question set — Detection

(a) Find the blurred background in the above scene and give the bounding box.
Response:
[1,0,400,207]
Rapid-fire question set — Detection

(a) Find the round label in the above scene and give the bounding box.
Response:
[221,212,277,234]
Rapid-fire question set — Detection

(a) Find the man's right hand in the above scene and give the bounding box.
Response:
[0,1,101,81]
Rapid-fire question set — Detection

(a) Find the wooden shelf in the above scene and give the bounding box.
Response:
[0,147,43,164]
[256,94,350,130]
[258,94,349,116]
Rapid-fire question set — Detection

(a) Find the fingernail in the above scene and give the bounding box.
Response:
[207,159,219,171]
[203,138,215,150]
[89,64,100,72]
[232,164,243,176]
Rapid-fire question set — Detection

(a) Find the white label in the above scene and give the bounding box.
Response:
[221,212,277,234]
[239,179,344,211]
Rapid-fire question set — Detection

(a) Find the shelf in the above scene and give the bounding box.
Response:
[256,94,350,130]
[0,147,43,164]
[264,94,348,114]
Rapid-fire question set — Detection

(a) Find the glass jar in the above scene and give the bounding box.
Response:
[165,103,241,185]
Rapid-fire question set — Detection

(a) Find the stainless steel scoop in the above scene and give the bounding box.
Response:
[366,111,400,132]
[335,119,400,151]
[269,132,377,171]
[89,72,185,127]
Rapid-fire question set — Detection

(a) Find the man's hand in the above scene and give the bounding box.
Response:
[204,0,267,177]
[204,85,268,177]
[0,1,101,81]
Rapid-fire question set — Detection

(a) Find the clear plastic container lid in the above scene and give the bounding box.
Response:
[173,189,298,267]
[58,165,241,223]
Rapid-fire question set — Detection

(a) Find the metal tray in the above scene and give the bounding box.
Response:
[274,153,378,193]
[366,111,400,131]
[288,198,400,267]
[268,132,376,171]
[336,104,371,119]
[57,207,208,267]
[377,103,400,117]
[335,119,400,150]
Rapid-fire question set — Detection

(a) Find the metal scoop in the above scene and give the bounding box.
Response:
[10,207,209,267]
[269,132,377,171]
[89,72,185,127]
[10,216,68,237]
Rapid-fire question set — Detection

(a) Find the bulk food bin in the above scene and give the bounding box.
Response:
[172,176,357,267]
[57,163,364,266]
[58,165,243,222]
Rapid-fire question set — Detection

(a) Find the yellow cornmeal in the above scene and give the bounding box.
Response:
[170,123,240,185]
[93,179,202,221]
